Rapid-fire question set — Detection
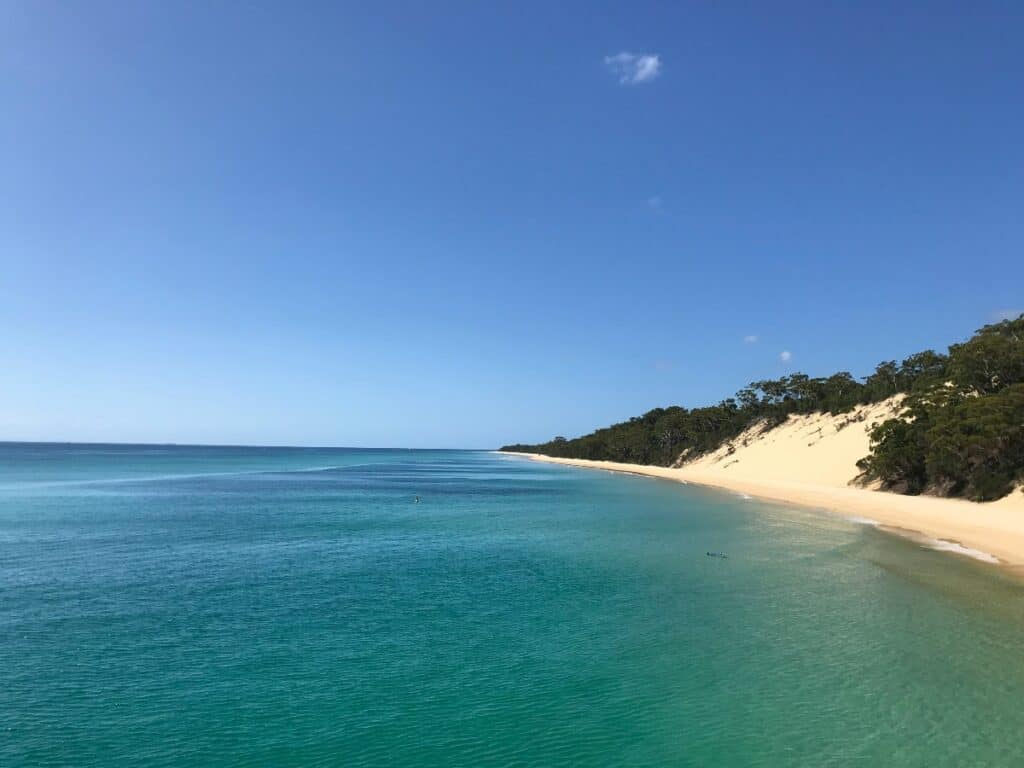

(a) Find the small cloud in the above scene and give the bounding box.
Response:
[743,335,758,344]
[647,195,663,212]
[654,360,673,371]
[605,52,661,85]
[780,350,792,362]
[993,309,1022,322]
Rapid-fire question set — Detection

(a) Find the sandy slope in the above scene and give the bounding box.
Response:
[504,399,1024,567]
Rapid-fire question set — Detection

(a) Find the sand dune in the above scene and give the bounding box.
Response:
[507,399,1024,567]
[678,398,904,486]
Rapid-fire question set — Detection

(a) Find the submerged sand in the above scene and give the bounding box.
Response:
[503,399,1024,568]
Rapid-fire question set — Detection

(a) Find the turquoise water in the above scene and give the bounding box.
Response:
[3,444,1024,766]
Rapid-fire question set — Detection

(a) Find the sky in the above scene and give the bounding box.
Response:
[2,1,1022,448]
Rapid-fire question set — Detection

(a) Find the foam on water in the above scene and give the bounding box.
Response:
[840,514,998,563]
[924,538,1000,564]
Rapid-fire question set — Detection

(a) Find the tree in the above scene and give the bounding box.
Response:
[949,333,1024,395]
[502,318,1024,503]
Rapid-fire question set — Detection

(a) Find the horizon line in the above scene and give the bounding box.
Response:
[0,439,495,452]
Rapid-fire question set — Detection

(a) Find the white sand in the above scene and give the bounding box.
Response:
[503,399,1024,567]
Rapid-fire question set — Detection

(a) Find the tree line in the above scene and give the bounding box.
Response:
[501,315,1024,502]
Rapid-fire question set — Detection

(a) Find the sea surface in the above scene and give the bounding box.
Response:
[3,443,1024,767]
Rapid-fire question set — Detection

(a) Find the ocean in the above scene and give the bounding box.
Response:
[3,443,1024,766]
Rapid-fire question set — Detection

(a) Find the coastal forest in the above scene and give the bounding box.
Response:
[501,315,1024,502]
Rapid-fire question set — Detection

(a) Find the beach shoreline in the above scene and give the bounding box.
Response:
[499,450,1024,570]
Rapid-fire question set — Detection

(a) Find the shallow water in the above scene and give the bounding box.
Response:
[2,444,1024,766]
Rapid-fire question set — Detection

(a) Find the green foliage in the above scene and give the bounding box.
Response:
[860,380,1024,502]
[851,315,1024,501]
[857,415,930,494]
[504,315,1024,503]
[947,317,1024,395]
[502,371,885,467]
[923,384,1024,500]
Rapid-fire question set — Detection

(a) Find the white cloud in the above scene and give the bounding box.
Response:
[647,195,663,212]
[605,52,661,85]
[780,350,792,362]
[993,309,1022,322]
[743,335,758,344]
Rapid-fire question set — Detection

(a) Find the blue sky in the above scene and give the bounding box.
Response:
[2,2,1022,447]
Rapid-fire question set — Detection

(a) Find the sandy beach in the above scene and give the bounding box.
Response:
[503,400,1024,568]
